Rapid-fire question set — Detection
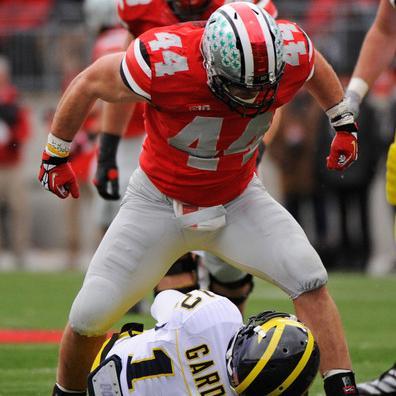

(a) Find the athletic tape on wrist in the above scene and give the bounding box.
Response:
[326,99,355,128]
[46,133,71,158]
[346,77,369,102]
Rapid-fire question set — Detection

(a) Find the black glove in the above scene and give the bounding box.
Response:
[94,133,121,200]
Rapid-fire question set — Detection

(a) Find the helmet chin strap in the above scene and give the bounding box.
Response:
[225,328,243,381]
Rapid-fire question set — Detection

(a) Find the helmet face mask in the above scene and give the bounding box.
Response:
[168,0,211,21]
[202,2,285,117]
[225,311,320,395]
[210,72,284,117]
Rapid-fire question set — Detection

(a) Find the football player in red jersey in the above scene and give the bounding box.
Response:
[39,3,359,395]
[94,0,279,313]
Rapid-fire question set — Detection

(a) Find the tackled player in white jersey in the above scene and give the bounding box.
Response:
[88,289,320,396]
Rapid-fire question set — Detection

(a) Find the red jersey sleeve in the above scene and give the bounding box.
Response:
[120,37,152,100]
[117,0,178,37]
[274,20,315,107]
[117,0,150,36]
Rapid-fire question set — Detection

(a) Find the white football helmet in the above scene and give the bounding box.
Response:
[201,1,285,116]
[84,0,119,33]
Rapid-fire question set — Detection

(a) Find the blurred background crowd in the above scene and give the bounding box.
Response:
[0,0,395,275]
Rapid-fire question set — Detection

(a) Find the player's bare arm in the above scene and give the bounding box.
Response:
[351,0,396,90]
[38,52,144,199]
[305,49,358,172]
[101,33,136,136]
[304,49,344,111]
[53,52,142,142]
[346,0,396,118]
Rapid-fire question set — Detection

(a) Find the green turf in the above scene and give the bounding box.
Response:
[0,271,395,395]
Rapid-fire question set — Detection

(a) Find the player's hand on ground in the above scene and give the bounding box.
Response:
[326,125,358,171]
[94,159,120,200]
[386,141,396,205]
[38,151,80,199]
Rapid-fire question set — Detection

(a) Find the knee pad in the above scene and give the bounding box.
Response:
[283,239,328,298]
[69,278,131,337]
[154,253,200,296]
[209,273,254,307]
[69,305,112,337]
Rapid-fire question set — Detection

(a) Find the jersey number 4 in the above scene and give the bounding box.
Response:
[148,32,189,77]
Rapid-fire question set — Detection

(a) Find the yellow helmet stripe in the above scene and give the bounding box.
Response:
[235,320,285,393]
[267,327,315,396]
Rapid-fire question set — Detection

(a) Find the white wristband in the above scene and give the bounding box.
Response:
[45,133,71,158]
[346,77,369,102]
[326,99,355,128]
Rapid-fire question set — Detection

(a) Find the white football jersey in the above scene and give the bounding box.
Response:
[102,290,243,395]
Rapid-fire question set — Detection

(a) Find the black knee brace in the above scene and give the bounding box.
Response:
[209,273,254,306]
[153,253,200,296]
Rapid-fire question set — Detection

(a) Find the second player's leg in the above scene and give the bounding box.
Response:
[203,252,253,315]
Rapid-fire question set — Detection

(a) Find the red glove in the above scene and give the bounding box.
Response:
[38,151,80,199]
[326,125,358,171]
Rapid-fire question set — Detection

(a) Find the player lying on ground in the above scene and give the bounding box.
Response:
[88,289,320,396]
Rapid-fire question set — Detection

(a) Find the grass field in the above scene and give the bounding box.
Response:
[0,271,395,396]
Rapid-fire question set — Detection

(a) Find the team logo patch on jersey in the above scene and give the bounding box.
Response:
[189,104,211,111]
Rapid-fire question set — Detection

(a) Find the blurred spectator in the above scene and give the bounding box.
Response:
[303,0,377,75]
[314,76,385,271]
[268,91,326,249]
[0,56,31,268]
[0,0,54,86]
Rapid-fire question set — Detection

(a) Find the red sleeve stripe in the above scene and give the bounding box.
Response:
[134,39,151,78]
[245,2,276,81]
[121,55,151,100]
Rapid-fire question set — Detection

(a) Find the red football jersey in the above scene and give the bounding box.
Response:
[93,27,145,138]
[120,21,314,206]
[117,0,277,143]
[117,0,278,37]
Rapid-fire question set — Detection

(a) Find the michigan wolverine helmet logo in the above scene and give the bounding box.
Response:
[226,311,320,395]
